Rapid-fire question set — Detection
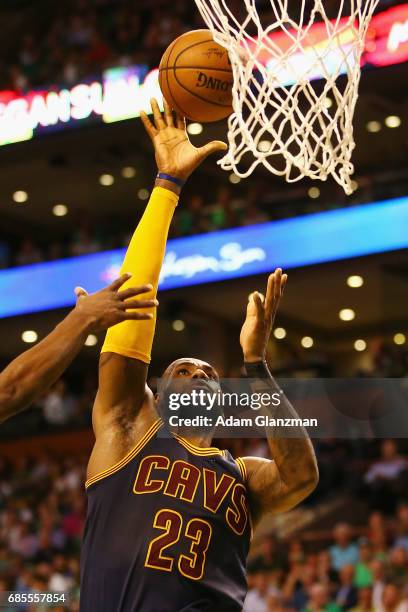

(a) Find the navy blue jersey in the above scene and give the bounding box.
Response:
[80,419,251,612]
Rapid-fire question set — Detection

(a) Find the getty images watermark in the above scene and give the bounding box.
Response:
[156,378,408,439]
[162,384,318,431]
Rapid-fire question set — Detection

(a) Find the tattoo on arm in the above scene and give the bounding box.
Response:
[243,361,319,519]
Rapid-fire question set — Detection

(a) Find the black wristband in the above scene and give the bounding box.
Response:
[244,360,270,378]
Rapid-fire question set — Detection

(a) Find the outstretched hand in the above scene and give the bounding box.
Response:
[240,268,287,363]
[140,98,227,182]
[74,274,158,333]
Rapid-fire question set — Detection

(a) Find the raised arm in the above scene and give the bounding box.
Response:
[239,269,319,526]
[0,274,156,424]
[93,99,226,436]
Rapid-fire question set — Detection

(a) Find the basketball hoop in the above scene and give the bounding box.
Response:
[193,0,379,194]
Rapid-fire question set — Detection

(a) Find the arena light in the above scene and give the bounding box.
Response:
[229,173,241,184]
[22,330,38,343]
[385,115,401,128]
[339,308,355,321]
[187,123,203,135]
[121,166,136,179]
[99,174,114,186]
[301,336,314,348]
[138,188,150,201]
[366,120,382,133]
[53,204,68,217]
[13,190,28,203]
[274,327,286,340]
[85,334,98,346]
[394,332,406,345]
[354,339,366,352]
[323,97,333,109]
[308,187,320,199]
[347,275,364,288]
[172,319,185,332]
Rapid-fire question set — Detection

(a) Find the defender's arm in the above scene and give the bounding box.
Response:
[0,275,154,423]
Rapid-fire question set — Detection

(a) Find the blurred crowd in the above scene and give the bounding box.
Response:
[244,503,408,612]
[0,0,400,92]
[2,165,408,269]
[0,435,407,611]
[242,441,408,611]
[0,451,85,610]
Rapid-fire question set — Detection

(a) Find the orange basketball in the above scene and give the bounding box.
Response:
[159,29,233,123]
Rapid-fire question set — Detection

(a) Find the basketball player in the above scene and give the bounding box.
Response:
[80,99,318,611]
[0,274,157,423]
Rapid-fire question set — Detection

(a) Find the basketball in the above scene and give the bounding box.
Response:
[159,29,233,123]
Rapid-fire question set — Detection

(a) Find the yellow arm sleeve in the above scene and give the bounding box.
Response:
[101,186,178,363]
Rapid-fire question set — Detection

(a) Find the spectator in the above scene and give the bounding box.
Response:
[316,549,338,586]
[303,583,341,612]
[354,538,374,588]
[70,228,101,256]
[250,534,287,573]
[178,194,207,235]
[206,187,244,231]
[387,547,408,587]
[366,441,408,483]
[380,583,408,612]
[15,239,44,266]
[365,440,408,514]
[329,523,359,572]
[371,559,387,610]
[394,501,408,553]
[283,564,317,610]
[350,587,375,611]
[48,554,75,592]
[335,564,358,610]
[243,570,280,612]
[42,379,77,426]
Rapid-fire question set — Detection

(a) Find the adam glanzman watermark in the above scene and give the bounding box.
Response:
[166,388,318,429]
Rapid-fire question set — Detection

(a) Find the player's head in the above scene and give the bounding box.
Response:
[156,358,222,439]
[161,358,219,383]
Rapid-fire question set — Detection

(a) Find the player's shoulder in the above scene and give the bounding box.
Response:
[219,448,248,484]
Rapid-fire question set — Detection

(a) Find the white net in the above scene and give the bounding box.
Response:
[194,0,379,194]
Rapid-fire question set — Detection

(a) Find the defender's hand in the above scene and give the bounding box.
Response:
[73,274,158,333]
[140,98,227,182]
[240,268,287,363]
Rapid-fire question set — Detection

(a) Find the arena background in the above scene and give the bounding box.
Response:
[0,1,407,610]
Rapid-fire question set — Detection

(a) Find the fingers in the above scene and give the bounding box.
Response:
[176,112,186,131]
[140,110,157,140]
[117,284,153,300]
[74,286,88,298]
[273,268,282,303]
[122,298,158,310]
[108,273,132,292]
[248,291,264,318]
[150,98,166,130]
[123,312,154,321]
[265,268,287,321]
[197,140,228,161]
[163,99,174,127]
[281,273,288,296]
[264,274,275,322]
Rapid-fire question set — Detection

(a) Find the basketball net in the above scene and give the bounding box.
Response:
[194,0,379,194]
